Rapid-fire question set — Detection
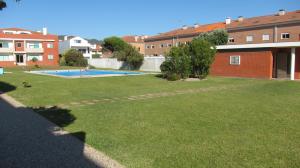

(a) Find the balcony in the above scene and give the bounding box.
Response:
[25,48,44,53]
[0,48,14,53]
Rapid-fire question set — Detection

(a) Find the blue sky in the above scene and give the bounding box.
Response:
[0,0,299,40]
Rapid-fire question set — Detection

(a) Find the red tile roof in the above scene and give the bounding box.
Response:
[146,22,226,41]
[122,36,144,43]
[0,28,41,34]
[227,10,300,29]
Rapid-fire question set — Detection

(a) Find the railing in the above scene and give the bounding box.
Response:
[25,48,44,53]
[0,48,14,53]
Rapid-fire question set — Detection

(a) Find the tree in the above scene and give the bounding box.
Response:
[196,29,228,45]
[103,36,128,52]
[189,39,216,79]
[63,49,87,67]
[114,45,144,69]
[0,0,20,10]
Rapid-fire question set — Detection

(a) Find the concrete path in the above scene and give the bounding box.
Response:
[0,94,124,168]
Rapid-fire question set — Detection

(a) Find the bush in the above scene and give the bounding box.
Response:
[160,46,191,80]
[92,54,101,58]
[189,39,216,79]
[114,45,144,70]
[59,56,66,66]
[63,49,87,67]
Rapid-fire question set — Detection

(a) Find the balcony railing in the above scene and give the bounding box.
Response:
[25,48,44,53]
[0,48,14,53]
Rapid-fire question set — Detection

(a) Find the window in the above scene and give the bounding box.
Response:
[28,42,40,49]
[281,33,290,39]
[146,45,150,49]
[27,54,43,61]
[168,44,172,47]
[151,45,155,49]
[228,38,235,43]
[17,43,22,47]
[0,42,9,48]
[262,34,270,41]
[74,40,81,43]
[47,43,53,48]
[246,36,253,42]
[0,55,10,61]
[230,56,240,65]
[160,44,164,48]
[48,55,54,60]
[78,49,86,54]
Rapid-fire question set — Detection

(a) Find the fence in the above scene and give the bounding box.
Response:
[88,56,165,72]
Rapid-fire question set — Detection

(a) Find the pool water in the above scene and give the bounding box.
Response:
[30,69,143,78]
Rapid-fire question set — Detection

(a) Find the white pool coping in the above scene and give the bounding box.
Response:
[25,69,148,79]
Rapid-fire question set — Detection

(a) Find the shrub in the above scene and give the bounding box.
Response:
[92,54,101,58]
[189,39,216,79]
[59,56,66,66]
[114,45,144,70]
[63,49,87,67]
[160,46,191,80]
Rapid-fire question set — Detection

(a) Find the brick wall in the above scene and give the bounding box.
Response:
[211,49,273,79]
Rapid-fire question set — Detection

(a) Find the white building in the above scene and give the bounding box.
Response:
[59,36,92,59]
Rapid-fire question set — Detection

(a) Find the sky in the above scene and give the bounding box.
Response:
[0,0,299,40]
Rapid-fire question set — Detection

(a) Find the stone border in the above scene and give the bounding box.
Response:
[0,93,125,168]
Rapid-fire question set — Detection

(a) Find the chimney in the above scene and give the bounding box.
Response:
[238,16,244,22]
[134,36,139,42]
[225,17,231,24]
[64,36,68,41]
[278,9,286,16]
[182,25,188,30]
[194,23,199,28]
[42,27,47,35]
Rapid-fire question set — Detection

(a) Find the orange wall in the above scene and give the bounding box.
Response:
[211,49,273,79]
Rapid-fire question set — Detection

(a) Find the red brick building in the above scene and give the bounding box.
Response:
[0,28,59,67]
[212,10,300,80]
[144,23,225,56]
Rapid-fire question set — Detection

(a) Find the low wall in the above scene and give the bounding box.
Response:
[88,56,165,72]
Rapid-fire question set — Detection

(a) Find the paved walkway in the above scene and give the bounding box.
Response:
[0,94,124,168]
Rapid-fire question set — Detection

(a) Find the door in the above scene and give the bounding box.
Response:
[276,52,291,78]
[16,54,25,65]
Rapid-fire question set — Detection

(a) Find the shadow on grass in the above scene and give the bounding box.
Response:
[0,81,16,94]
[32,106,76,128]
[0,99,105,167]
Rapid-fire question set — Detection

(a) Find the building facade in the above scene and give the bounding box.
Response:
[212,9,300,80]
[0,28,59,67]
[144,23,225,56]
[59,36,93,59]
[122,35,148,55]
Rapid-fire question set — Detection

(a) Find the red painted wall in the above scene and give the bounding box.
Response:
[15,41,24,52]
[211,49,273,79]
[0,33,59,67]
[295,48,300,79]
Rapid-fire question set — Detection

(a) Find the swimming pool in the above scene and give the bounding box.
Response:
[28,69,144,78]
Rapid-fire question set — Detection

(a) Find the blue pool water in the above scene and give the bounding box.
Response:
[31,69,143,78]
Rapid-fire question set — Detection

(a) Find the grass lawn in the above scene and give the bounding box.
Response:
[1,67,300,168]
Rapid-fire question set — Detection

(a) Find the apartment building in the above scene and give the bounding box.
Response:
[122,35,148,55]
[144,23,225,56]
[0,28,59,67]
[212,9,300,80]
[59,36,93,59]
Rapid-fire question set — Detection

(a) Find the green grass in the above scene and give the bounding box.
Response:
[1,67,300,168]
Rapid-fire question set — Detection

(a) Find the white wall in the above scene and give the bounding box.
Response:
[88,56,165,72]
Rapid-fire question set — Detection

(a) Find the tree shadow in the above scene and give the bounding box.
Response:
[33,106,76,128]
[0,100,106,168]
[0,81,16,94]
